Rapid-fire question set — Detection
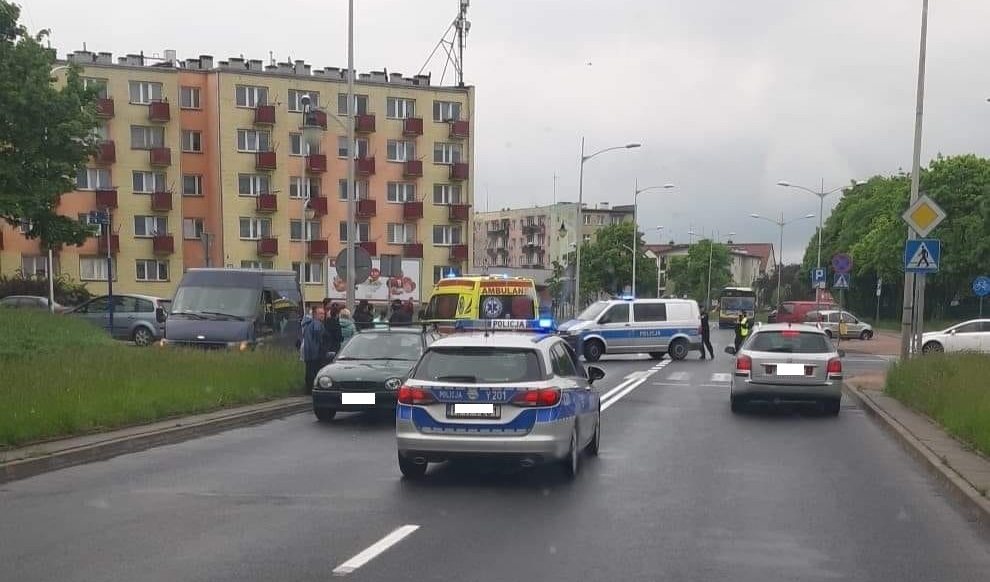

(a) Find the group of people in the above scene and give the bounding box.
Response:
[351,299,415,330]
[696,309,752,360]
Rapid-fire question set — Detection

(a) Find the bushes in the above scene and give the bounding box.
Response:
[0,271,92,306]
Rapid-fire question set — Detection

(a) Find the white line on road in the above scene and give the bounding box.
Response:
[332,524,420,576]
[667,371,688,382]
[711,373,731,383]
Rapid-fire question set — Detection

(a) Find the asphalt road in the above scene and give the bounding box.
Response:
[2,329,988,581]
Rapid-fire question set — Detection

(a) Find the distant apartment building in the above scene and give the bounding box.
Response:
[0,49,474,303]
[471,202,634,278]
[644,242,775,296]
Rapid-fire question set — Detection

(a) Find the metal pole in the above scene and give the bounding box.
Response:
[47,247,55,313]
[901,0,929,359]
[631,179,638,296]
[981,296,984,318]
[876,275,882,324]
[573,137,585,312]
[816,186,824,309]
[777,217,784,312]
[300,102,309,295]
[345,0,356,313]
[706,229,714,310]
[106,210,114,335]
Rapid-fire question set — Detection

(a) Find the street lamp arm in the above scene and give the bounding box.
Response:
[635,184,675,195]
[583,143,639,162]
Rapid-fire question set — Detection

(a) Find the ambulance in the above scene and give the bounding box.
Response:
[421,275,540,324]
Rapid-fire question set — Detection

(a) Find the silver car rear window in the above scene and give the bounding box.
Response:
[748,331,831,354]
[413,347,544,383]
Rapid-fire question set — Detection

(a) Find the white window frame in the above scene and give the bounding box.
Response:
[77,213,102,236]
[236,129,271,153]
[432,225,463,246]
[239,217,273,240]
[433,142,462,165]
[132,171,167,194]
[289,176,320,199]
[433,100,461,122]
[292,261,324,284]
[339,221,370,243]
[180,86,201,109]
[583,214,592,225]
[387,182,416,203]
[238,174,270,197]
[287,89,320,112]
[21,255,58,277]
[289,219,321,241]
[241,260,275,270]
[387,139,416,162]
[432,184,463,205]
[386,97,415,119]
[338,179,369,201]
[289,133,319,156]
[235,85,269,108]
[337,136,370,159]
[79,256,115,281]
[182,174,203,196]
[337,93,369,115]
[181,130,202,153]
[128,80,163,105]
[182,218,205,240]
[135,259,169,282]
[133,215,168,238]
[130,125,165,150]
[387,223,416,244]
[83,77,109,99]
[76,168,111,190]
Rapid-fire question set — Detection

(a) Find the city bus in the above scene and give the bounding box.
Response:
[717,286,757,328]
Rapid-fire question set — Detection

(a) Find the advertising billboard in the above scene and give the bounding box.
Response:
[326,258,422,303]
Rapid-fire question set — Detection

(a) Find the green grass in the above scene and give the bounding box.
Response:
[886,353,990,457]
[0,309,302,448]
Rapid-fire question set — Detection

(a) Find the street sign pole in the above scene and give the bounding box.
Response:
[105,209,114,336]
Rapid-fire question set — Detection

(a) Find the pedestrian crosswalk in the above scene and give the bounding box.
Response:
[651,370,733,387]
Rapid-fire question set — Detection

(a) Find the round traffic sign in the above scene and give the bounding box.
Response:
[832,253,853,274]
[335,246,372,284]
[974,276,990,298]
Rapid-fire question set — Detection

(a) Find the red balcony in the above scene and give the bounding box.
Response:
[449,244,469,261]
[356,156,376,176]
[306,154,327,173]
[254,104,276,125]
[98,234,120,255]
[354,113,376,133]
[307,239,329,258]
[303,110,327,130]
[358,241,377,256]
[307,196,327,217]
[94,141,116,164]
[150,190,172,212]
[257,237,278,256]
[152,234,174,255]
[448,203,470,222]
[255,150,277,171]
[450,162,469,181]
[148,100,170,122]
[256,193,278,213]
[149,147,172,167]
[402,160,423,178]
[356,198,377,218]
[402,201,423,220]
[402,243,423,259]
[95,97,115,118]
[402,117,424,136]
[95,188,118,209]
[449,120,470,139]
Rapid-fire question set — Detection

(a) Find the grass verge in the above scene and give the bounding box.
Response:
[0,308,302,448]
[886,353,990,457]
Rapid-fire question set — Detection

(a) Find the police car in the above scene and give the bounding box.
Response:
[395,319,606,479]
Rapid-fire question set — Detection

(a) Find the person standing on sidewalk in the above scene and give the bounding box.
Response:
[323,303,343,356]
[699,310,715,360]
[338,308,356,346]
[302,306,327,394]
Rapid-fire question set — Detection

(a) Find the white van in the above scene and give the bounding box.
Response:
[558,298,702,361]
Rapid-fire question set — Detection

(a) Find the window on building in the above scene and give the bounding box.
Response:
[433,265,461,283]
[235,85,269,108]
[133,215,168,237]
[236,129,271,152]
[83,77,109,99]
[181,130,202,153]
[288,133,319,156]
[596,215,606,225]
[289,220,321,241]
[76,168,111,190]
[337,136,369,158]
[77,213,102,236]
[79,256,115,281]
[132,171,166,194]
[182,174,203,196]
[135,259,169,282]
[289,176,321,199]
[21,255,59,277]
[338,179,369,200]
[583,233,592,243]
[180,86,201,109]
[241,260,275,270]
[129,125,165,150]
[583,214,592,225]
[238,174,270,196]
[432,225,462,246]
[386,139,416,162]
[128,80,162,104]
[386,97,415,119]
[91,123,110,142]
[433,184,463,205]
[239,217,272,240]
[182,218,205,240]
[433,142,463,165]
[611,216,623,225]
[292,261,324,284]
[387,182,416,203]
[337,93,369,115]
[433,100,461,122]
[387,223,416,244]
[287,89,320,112]
[339,221,370,243]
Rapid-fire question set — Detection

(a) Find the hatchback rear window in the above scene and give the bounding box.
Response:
[413,347,544,383]
[747,331,831,354]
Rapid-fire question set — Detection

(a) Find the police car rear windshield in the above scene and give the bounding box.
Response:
[413,347,544,383]
[747,331,832,354]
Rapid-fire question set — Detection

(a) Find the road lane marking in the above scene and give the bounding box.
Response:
[602,377,649,410]
[332,524,420,576]
[711,373,731,383]
[667,371,688,382]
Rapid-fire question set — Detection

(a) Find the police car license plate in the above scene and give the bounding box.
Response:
[775,364,805,376]
[448,403,499,418]
[342,393,375,405]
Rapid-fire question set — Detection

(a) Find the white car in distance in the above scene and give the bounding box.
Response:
[921,319,990,354]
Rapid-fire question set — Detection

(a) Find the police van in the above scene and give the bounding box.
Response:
[557,297,702,362]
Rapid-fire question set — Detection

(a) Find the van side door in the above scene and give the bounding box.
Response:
[596,303,631,352]
[631,302,668,351]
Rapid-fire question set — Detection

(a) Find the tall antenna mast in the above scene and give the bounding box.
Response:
[418,0,471,86]
[455,0,470,86]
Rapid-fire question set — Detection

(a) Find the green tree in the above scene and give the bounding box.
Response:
[0,1,101,247]
[754,263,811,307]
[665,240,732,305]
[579,222,657,300]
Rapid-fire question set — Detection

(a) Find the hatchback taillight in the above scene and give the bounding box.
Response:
[827,358,842,375]
[736,355,752,373]
[397,385,436,405]
[511,388,561,407]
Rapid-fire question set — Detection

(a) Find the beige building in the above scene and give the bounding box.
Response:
[644,242,775,296]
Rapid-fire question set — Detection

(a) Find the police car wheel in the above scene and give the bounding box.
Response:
[669,339,689,361]
[562,427,580,479]
[398,453,427,479]
[583,340,604,362]
[587,411,601,456]
[314,407,337,422]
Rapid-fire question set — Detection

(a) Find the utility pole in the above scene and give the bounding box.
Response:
[345,0,357,313]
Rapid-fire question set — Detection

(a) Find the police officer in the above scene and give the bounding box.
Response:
[699,310,715,360]
[734,312,751,351]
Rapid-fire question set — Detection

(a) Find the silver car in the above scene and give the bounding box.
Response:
[725,323,844,415]
[395,331,605,479]
[803,309,874,340]
[66,294,170,346]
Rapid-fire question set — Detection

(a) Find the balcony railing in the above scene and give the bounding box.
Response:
[356,198,377,218]
[450,162,469,181]
[402,243,423,258]
[98,234,120,255]
[402,201,423,220]
[356,156,376,176]
[257,237,278,256]
[255,150,277,171]
[149,147,171,167]
[521,223,545,234]
[254,104,276,125]
[402,117,424,136]
[148,100,170,122]
[358,241,377,256]
[150,190,172,212]
[152,234,174,255]
[449,244,469,261]
[256,193,278,212]
[307,239,329,257]
[354,113,376,133]
[448,204,470,222]
[95,188,118,209]
[94,141,116,164]
[303,110,328,130]
[449,120,470,139]
[402,160,423,178]
[307,196,327,217]
[95,97,115,118]
[306,154,327,173]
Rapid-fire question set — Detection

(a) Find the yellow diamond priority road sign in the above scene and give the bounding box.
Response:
[902,194,946,237]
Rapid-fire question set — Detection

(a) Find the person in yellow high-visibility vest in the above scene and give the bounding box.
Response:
[734,313,751,351]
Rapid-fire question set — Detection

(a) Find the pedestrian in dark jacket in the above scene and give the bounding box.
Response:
[389,299,413,326]
[302,306,327,394]
[354,300,374,330]
[324,303,343,355]
[699,311,715,360]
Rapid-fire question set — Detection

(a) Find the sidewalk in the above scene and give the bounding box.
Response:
[845,374,990,523]
[840,329,900,357]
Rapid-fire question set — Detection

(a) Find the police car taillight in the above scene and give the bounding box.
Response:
[510,388,560,407]
[398,385,436,405]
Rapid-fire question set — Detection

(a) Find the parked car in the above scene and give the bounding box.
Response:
[0,295,65,313]
[921,319,990,354]
[66,294,169,346]
[774,301,839,324]
[803,310,874,340]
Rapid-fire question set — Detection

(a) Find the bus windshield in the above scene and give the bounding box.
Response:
[719,288,756,312]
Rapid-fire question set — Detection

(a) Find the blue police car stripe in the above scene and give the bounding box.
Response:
[581,327,700,339]
[410,407,537,434]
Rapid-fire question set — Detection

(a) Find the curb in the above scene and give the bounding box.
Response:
[0,398,310,485]
[842,382,990,527]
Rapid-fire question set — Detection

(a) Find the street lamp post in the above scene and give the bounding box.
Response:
[298,95,320,295]
[750,213,815,312]
[703,230,736,311]
[345,0,357,313]
[631,180,674,297]
[574,139,640,312]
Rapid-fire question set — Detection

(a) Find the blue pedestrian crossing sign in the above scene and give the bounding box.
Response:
[811,267,827,289]
[904,239,940,273]
[833,273,850,289]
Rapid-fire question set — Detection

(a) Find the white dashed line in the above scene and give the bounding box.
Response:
[601,360,669,410]
[332,525,420,576]
[666,371,688,382]
[711,373,731,383]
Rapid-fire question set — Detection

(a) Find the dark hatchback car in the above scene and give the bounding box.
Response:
[312,327,437,422]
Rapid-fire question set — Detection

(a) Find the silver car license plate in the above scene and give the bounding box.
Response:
[448,403,500,418]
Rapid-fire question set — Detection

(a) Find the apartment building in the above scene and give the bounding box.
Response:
[471,202,633,277]
[0,49,474,304]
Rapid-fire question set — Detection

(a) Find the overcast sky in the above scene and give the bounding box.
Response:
[22,0,990,262]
